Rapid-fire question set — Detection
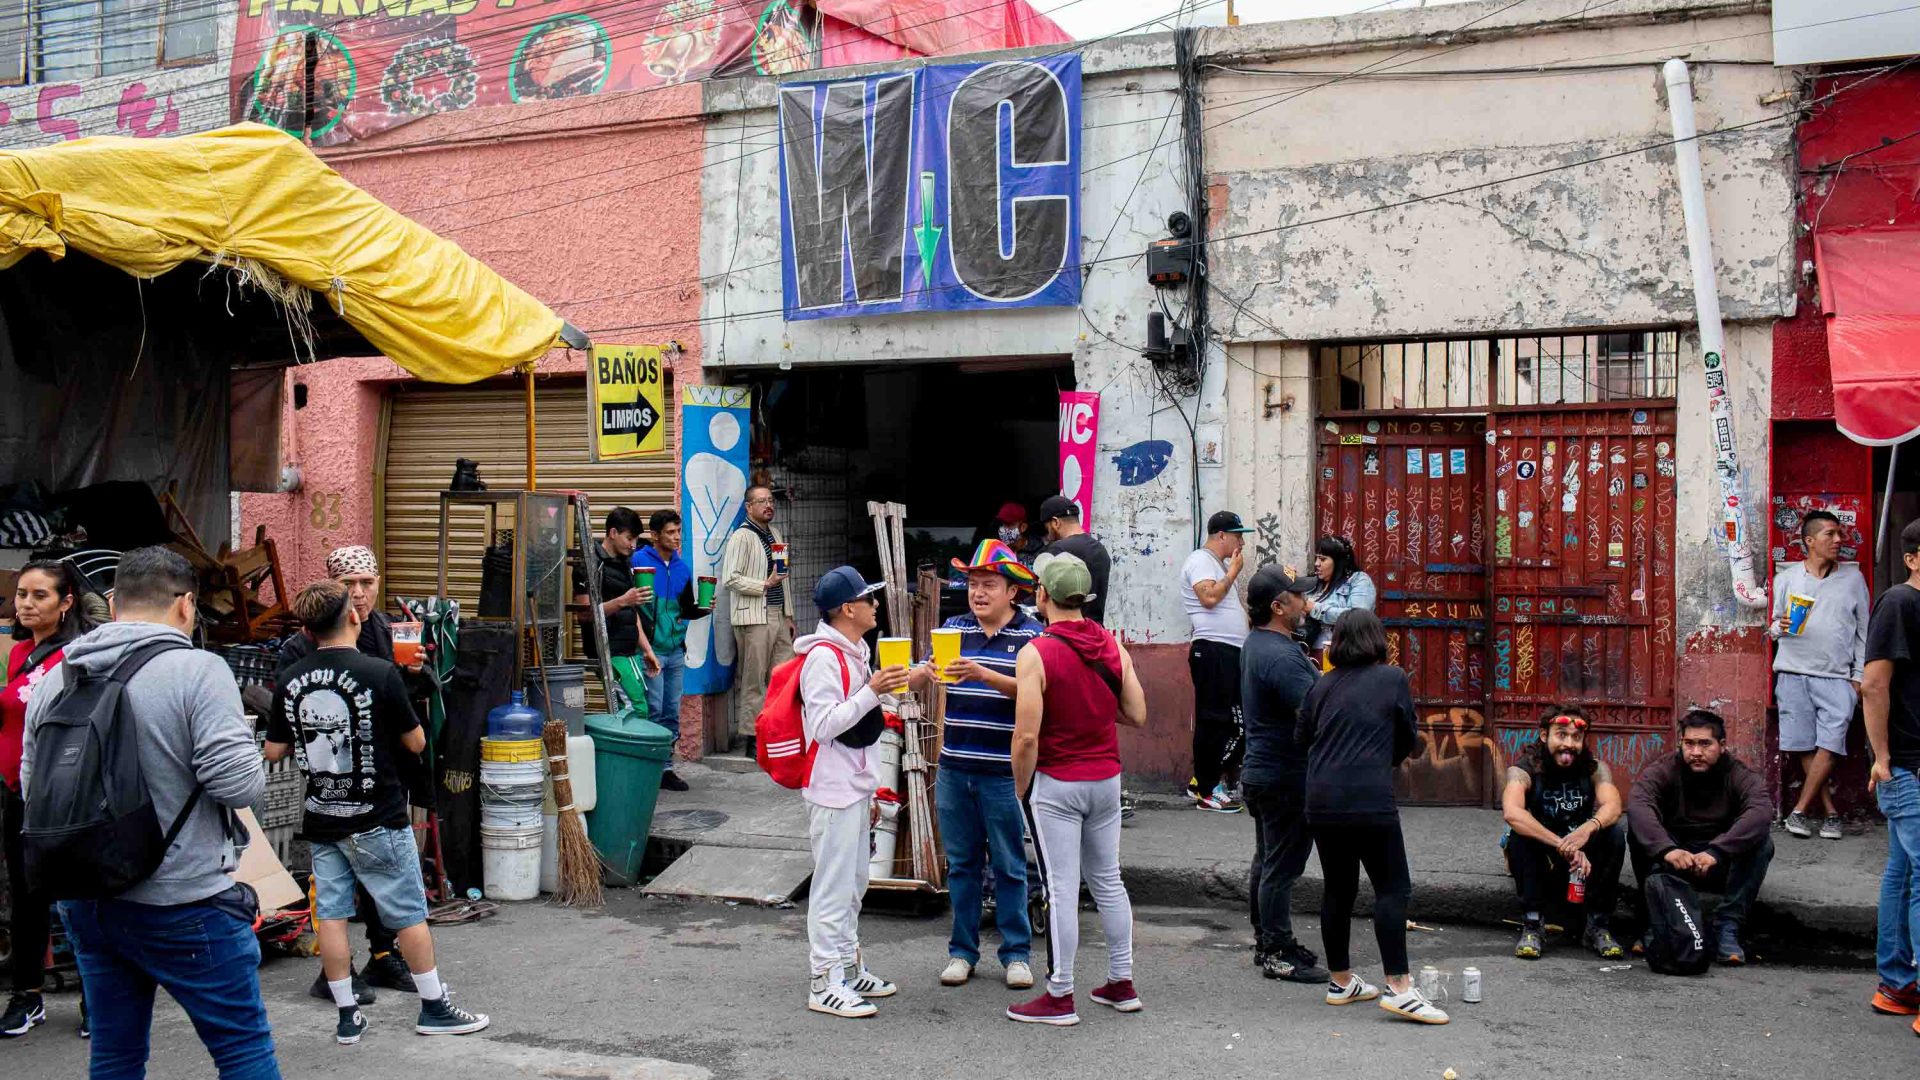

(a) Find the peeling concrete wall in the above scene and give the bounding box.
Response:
[0,11,236,149]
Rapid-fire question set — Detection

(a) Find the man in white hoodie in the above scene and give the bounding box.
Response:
[796,566,911,1018]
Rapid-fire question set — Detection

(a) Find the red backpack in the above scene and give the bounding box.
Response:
[755,644,851,790]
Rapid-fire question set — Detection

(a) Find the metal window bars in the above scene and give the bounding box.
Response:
[1314,330,1681,412]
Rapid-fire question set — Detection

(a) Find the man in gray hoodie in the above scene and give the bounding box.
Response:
[22,546,279,1079]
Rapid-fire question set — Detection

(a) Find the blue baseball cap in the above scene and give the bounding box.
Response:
[813,566,886,613]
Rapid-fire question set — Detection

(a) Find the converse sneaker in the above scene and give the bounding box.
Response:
[415,993,490,1036]
[336,1006,367,1046]
[808,974,877,1019]
[1821,815,1844,840]
[1325,975,1380,1005]
[0,992,45,1038]
[940,958,973,986]
[1006,961,1035,990]
[846,964,897,999]
[1089,980,1143,1012]
[1007,991,1080,1026]
[1380,986,1451,1025]
[1784,810,1813,838]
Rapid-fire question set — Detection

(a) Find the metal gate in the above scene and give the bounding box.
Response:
[1485,407,1678,789]
[1317,417,1494,806]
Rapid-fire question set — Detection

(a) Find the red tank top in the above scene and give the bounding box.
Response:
[1033,630,1123,783]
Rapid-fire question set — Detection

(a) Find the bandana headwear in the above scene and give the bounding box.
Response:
[326,545,379,580]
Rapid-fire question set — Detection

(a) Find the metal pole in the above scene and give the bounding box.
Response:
[523,363,538,490]
[1879,442,1901,564]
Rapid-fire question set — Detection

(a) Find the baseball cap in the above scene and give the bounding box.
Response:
[1247,564,1317,615]
[1036,552,1096,605]
[1038,495,1080,523]
[813,566,885,613]
[1207,510,1254,535]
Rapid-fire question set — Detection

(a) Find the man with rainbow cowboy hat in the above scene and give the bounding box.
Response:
[931,540,1043,991]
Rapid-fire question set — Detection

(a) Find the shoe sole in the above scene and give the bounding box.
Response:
[1381,1001,1450,1025]
[1325,991,1380,1005]
[807,1002,877,1018]
[1873,999,1920,1016]
[1277,970,1327,984]
[1196,805,1242,814]
[416,1019,492,1036]
[1091,996,1143,1012]
[1007,978,1035,990]
[1785,826,1812,838]
[1006,1009,1080,1025]
[1515,950,1541,960]
[0,1011,46,1038]
[337,1032,364,1046]
[851,984,897,998]
[941,969,972,987]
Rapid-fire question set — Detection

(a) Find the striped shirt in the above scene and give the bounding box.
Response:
[938,609,1042,776]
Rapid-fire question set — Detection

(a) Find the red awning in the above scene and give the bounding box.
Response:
[1815,229,1920,445]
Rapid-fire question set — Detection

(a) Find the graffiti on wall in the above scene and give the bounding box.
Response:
[1494,725,1669,780]
[0,80,191,145]
[1397,707,1504,805]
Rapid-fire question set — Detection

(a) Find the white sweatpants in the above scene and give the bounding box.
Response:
[1027,773,1134,997]
[807,799,871,978]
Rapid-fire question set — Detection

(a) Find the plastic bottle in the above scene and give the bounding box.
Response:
[485,691,544,740]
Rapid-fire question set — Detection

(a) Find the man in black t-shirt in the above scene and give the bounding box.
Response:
[1037,495,1110,625]
[1500,705,1626,961]
[1866,519,1920,1023]
[267,581,490,1046]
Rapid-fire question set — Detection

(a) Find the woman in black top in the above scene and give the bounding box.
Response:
[1296,610,1446,1025]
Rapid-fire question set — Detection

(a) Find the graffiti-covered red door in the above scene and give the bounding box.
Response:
[1318,417,1495,806]
[1485,407,1678,791]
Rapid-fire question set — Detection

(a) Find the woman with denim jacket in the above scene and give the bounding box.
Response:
[1303,537,1376,667]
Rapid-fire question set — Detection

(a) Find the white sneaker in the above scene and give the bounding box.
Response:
[846,966,897,999]
[1380,986,1450,1025]
[1324,975,1380,1005]
[1006,961,1034,989]
[808,976,876,1018]
[940,958,973,986]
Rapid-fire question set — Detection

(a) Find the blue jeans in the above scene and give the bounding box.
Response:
[647,648,686,757]
[1877,767,1920,989]
[937,767,1030,966]
[60,891,281,1080]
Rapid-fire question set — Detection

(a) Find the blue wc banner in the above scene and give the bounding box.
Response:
[777,54,1081,321]
[680,385,752,696]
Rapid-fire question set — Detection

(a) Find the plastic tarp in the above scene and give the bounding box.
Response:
[1814,229,1920,445]
[0,123,567,385]
[818,1,1073,67]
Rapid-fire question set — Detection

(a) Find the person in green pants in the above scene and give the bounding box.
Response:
[572,507,660,717]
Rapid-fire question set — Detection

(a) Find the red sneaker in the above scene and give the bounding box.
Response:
[1006,991,1079,1026]
[1089,980,1143,1013]
[1874,982,1920,1016]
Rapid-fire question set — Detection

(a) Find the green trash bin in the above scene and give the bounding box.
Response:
[583,710,674,885]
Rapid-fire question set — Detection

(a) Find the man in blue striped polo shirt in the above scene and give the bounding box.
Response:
[934,540,1042,990]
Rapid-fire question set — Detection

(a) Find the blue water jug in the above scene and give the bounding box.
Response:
[485,691,544,740]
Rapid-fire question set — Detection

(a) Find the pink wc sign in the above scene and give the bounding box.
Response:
[1058,391,1101,528]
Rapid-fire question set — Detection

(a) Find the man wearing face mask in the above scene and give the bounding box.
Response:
[1501,705,1626,960]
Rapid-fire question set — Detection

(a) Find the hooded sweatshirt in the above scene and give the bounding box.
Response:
[22,622,266,906]
[1031,618,1124,782]
[1626,750,1771,862]
[794,620,880,810]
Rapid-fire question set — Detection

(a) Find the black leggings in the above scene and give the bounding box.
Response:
[3,786,49,993]
[1312,819,1412,978]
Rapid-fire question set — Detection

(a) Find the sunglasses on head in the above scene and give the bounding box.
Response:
[1549,714,1587,731]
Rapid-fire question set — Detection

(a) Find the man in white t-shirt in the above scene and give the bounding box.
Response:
[1182,511,1253,813]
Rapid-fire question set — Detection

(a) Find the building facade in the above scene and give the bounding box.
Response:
[0,3,234,148]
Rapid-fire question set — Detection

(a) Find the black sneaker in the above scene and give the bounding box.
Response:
[1715,922,1747,966]
[336,1006,368,1046]
[416,994,490,1036]
[1584,917,1625,959]
[660,770,690,792]
[0,992,45,1038]
[364,953,416,994]
[309,967,374,1005]
[1277,943,1329,983]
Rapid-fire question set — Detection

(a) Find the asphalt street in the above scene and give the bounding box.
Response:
[3,891,1909,1079]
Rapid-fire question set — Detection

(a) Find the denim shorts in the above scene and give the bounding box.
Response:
[312,826,429,931]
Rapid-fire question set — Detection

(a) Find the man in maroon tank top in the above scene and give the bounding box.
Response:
[1006,554,1149,1027]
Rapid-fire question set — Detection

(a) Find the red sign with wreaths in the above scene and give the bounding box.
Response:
[231,0,816,146]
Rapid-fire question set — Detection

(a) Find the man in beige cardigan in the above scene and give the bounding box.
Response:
[722,484,795,751]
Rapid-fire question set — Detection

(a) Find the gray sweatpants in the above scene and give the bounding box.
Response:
[807,799,871,978]
[1027,773,1134,997]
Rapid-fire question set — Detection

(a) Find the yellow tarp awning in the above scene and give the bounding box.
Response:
[0,122,566,384]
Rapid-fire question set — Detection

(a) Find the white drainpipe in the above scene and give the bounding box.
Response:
[1664,59,1768,611]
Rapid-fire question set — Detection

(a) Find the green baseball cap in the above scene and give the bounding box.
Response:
[1034,552,1096,605]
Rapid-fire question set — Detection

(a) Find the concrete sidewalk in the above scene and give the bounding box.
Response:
[649,759,1884,943]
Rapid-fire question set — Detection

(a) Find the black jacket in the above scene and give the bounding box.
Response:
[1296,663,1417,825]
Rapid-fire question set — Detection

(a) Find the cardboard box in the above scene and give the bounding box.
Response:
[234,807,303,913]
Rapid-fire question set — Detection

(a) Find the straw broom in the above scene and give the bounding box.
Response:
[543,718,603,907]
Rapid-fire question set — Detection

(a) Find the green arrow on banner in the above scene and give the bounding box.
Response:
[913,170,942,284]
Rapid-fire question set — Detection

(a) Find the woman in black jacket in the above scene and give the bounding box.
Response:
[1296,609,1446,1025]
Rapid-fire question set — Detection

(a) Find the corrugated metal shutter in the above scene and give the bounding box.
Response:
[381,379,677,613]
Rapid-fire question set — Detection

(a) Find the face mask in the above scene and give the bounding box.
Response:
[999,526,1022,545]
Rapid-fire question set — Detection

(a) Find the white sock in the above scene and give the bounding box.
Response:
[413,968,444,1003]
[327,978,356,1009]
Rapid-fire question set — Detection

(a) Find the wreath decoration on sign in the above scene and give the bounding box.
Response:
[380,37,479,117]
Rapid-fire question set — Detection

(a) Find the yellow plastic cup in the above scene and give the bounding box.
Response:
[930,628,963,682]
[877,637,913,671]
[1786,592,1816,636]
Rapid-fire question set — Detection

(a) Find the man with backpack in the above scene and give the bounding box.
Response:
[266,580,490,1045]
[19,546,281,1078]
[1627,708,1775,967]
[788,566,909,1018]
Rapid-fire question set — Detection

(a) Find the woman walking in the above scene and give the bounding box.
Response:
[1302,537,1376,669]
[1296,609,1446,1025]
[2,560,93,1038]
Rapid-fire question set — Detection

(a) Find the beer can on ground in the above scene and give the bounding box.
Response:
[1462,966,1483,1003]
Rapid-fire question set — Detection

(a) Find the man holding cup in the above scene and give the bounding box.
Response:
[931,540,1042,990]
[634,509,710,792]
[1770,510,1871,840]
[573,508,662,719]
[722,485,795,754]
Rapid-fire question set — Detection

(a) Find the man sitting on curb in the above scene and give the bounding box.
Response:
[1627,709,1775,965]
[1502,705,1626,960]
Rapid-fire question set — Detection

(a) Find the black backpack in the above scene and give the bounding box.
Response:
[1643,873,1712,976]
[22,639,205,900]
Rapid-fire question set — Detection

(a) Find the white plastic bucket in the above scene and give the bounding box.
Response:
[870,798,902,879]
[539,813,559,894]
[481,823,543,901]
[480,758,545,829]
